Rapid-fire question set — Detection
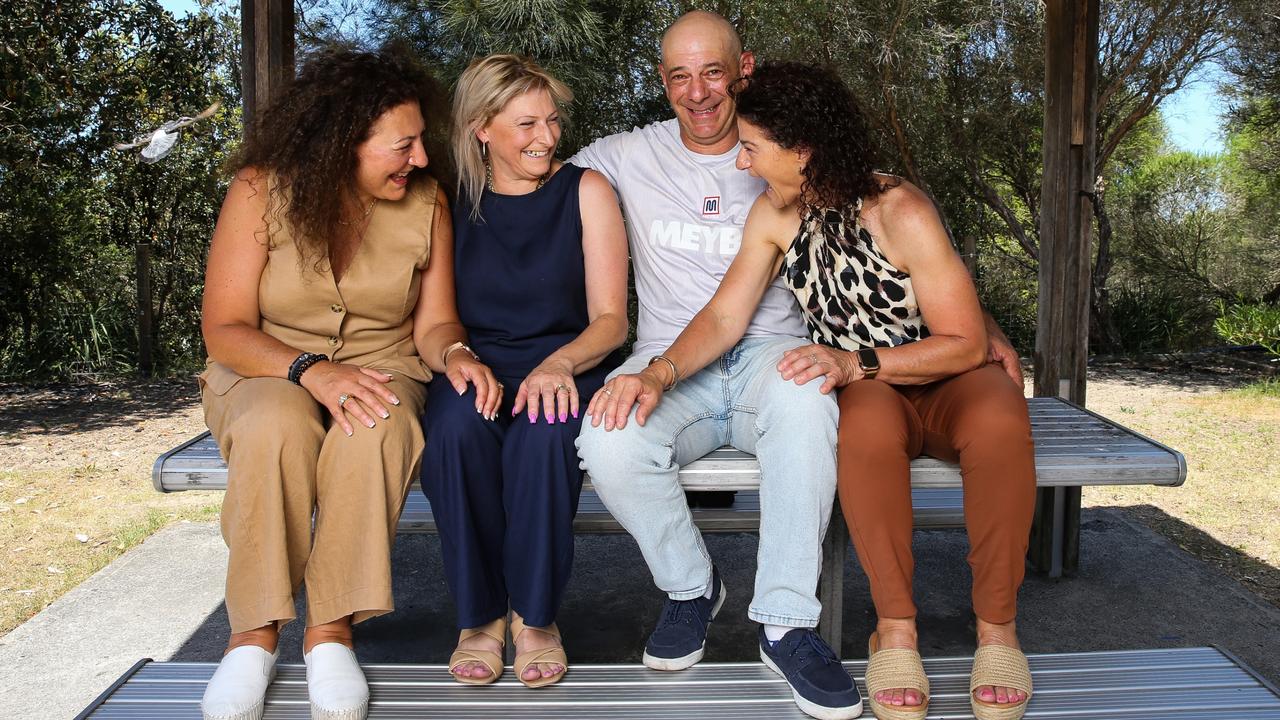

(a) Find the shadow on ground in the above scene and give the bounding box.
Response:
[0,377,199,440]
[1112,503,1280,610]
[1086,350,1277,391]
[169,507,1280,687]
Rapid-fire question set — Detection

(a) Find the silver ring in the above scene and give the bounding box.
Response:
[809,353,818,363]
[604,387,613,396]
[338,393,350,407]
[555,383,569,394]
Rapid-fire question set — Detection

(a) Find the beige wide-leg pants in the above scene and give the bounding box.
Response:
[201,374,427,634]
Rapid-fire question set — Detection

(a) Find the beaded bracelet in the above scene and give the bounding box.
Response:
[288,352,328,384]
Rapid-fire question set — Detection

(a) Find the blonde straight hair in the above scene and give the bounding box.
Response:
[451,54,574,220]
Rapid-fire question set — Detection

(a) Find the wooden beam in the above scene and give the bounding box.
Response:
[1031,0,1099,577]
[241,0,295,131]
[1036,0,1098,409]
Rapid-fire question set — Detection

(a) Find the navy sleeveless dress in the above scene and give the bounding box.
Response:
[420,163,618,629]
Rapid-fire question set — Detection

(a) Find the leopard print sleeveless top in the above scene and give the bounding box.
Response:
[780,200,930,351]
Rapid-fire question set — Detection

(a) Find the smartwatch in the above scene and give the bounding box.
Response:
[856,348,880,380]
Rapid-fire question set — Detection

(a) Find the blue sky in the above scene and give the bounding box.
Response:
[158,0,1226,154]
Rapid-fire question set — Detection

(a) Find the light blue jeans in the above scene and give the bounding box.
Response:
[576,336,839,627]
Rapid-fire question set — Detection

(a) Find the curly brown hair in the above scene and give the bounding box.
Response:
[732,62,887,210]
[229,42,439,271]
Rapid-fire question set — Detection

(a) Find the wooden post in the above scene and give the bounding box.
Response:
[241,0,295,130]
[1031,0,1098,577]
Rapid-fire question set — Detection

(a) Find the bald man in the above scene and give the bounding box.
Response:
[571,12,863,720]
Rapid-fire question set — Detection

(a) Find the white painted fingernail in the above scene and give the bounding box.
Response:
[380,411,389,418]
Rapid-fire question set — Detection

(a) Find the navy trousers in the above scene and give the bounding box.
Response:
[420,368,607,629]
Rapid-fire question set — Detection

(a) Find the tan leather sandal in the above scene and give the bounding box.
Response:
[969,644,1033,720]
[448,617,506,685]
[865,632,929,720]
[510,614,567,689]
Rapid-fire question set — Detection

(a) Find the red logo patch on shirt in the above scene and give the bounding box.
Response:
[702,196,720,216]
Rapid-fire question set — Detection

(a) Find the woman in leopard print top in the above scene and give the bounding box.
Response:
[624,62,1037,720]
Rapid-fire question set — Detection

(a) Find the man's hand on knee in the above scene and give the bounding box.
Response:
[587,370,666,431]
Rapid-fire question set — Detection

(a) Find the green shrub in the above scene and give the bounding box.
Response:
[1105,283,1217,353]
[1214,301,1280,356]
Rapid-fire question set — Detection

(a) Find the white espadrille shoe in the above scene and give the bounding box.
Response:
[201,645,278,720]
[304,643,369,720]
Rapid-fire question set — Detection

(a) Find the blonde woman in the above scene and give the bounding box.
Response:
[419,54,628,688]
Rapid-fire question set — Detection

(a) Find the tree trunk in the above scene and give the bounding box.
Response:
[1086,180,1121,351]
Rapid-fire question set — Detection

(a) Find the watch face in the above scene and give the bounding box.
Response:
[858,348,880,371]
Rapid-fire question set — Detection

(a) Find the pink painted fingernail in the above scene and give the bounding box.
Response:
[559,412,567,422]
[572,409,579,419]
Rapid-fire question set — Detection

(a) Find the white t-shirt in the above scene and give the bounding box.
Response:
[569,119,806,356]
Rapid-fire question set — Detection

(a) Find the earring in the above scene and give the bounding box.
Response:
[481,141,488,160]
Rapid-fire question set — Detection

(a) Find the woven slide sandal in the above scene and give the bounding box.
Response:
[864,632,930,720]
[510,614,567,689]
[969,645,1033,720]
[448,617,507,685]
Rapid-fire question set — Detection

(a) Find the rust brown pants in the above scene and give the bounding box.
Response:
[202,374,427,633]
[836,363,1035,624]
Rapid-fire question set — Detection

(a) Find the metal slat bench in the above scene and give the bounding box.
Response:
[78,646,1280,718]
[152,396,1186,649]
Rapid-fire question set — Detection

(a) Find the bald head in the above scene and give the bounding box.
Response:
[661,10,742,65]
[657,10,753,154]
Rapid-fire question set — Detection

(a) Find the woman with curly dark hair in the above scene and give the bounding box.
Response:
[197,44,497,720]
[596,61,1036,720]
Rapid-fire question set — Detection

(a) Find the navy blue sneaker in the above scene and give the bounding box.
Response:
[641,566,726,671]
[760,627,863,720]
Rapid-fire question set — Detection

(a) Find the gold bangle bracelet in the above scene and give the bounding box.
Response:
[647,354,680,391]
[441,341,478,368]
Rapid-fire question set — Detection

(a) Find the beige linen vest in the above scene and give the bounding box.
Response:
[201,176,439,395]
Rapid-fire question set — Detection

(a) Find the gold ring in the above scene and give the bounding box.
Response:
[555,383,569,394]
[338,393,350,407]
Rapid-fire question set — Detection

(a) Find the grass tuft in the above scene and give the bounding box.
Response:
[1232,376,1280,398]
